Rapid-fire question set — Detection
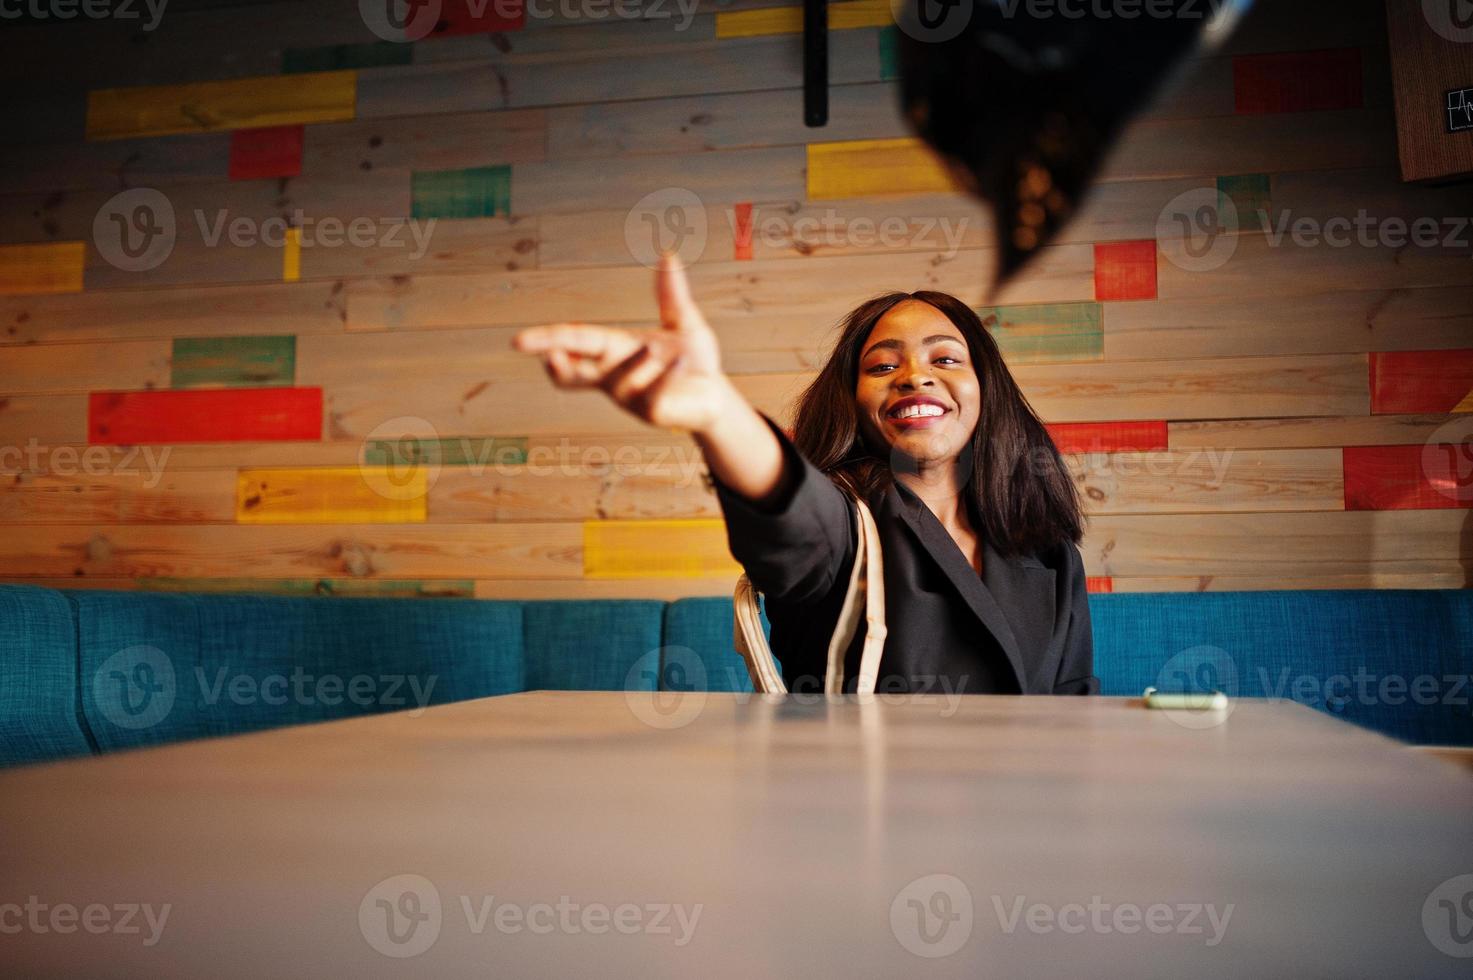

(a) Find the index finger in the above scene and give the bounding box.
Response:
[513,323,640,361]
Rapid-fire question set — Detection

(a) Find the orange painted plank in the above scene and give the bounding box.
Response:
[1233,48,1363,114]
[1046,421,1169,454]
[1094,240,1157,301]
[1344,444,1472,510]
[1086,577,1114,594]
[1369,350,1473,414]
[89,388,322,444]
[228,125,304,180]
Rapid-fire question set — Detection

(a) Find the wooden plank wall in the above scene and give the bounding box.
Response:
[0,0,1469,600]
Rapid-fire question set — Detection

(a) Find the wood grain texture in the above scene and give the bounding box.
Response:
[236,467,428,524]
[171,336,296,389]
[1370,349,1473,414]
[0,242,86,296]
[88,388,323,444]
[85,70,358,140]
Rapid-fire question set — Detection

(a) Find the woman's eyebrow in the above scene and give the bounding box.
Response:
[862,334,966,358]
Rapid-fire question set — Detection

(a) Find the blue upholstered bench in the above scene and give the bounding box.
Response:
[1,584,1469,767]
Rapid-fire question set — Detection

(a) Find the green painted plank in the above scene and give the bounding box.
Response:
[411,165,512,220]
[976,302,1103,364]
[135,578,475,597]
[282,42,412,74]
[1217,174,1271,232]
[878,27,900,81]
[170,335,296,388]
[361,436,529,468]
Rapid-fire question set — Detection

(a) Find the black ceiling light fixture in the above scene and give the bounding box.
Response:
[891,0,1252,290]
[804,0,829,127]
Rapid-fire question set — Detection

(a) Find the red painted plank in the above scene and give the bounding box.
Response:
[1086,576,1114,594]
[429,0,525,37]
[1046,421,1169,454]
[1233,48,1363,114]
[228,125,304,181]
[733,202,754,261]
[1369,349,1473,414]
[1344,444,1472,510]
[89,387,322,444]
[1093,240,1157,301]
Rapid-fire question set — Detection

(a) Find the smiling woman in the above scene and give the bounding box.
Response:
[513,256,1096,697]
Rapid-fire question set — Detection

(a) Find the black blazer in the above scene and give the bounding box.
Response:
[712,414,1098,696]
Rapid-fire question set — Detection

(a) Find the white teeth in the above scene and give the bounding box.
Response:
[894,404,945,419]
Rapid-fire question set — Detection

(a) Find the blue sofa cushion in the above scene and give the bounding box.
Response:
[70,591,523,752]
[660,597,772,693]
[1090,590,1473,745]
[522,600,665,691]
[0,586,91,767]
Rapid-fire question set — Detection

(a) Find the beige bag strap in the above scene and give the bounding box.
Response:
[733,494,886,695]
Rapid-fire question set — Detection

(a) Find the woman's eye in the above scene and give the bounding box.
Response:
[935,356,959,365]
[867,364,896,373]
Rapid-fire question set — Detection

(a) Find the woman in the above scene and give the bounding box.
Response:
[514,255,1096,697]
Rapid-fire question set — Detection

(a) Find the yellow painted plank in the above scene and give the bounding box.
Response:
[236,467,426,524]
[717,0,891,37]
[1454,389,1473,413]
[282,227,302,282]
[0,242,86,296]
[582,519,739,579]
[806,138,955,200]
[86,71,357,141]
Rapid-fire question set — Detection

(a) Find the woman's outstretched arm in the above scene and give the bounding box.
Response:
[512,254,789,507]
[512,255,855,604]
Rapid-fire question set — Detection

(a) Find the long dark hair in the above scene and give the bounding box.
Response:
[791,291,1082,558]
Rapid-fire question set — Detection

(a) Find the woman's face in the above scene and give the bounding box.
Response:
[854,299,981,466]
